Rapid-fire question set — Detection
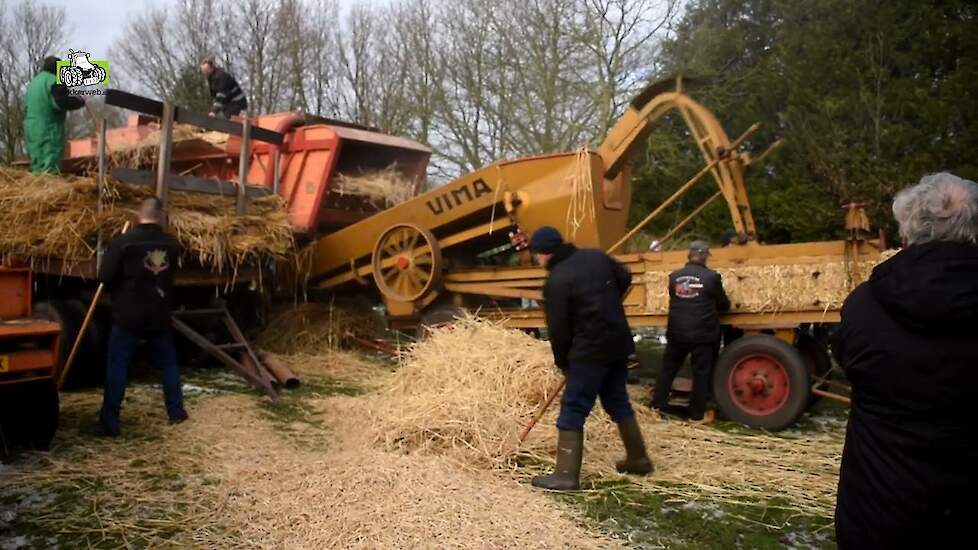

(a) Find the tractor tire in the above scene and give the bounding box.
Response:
[26,380,60,450]
[33,301,84,389]
[61,66,83,87]
[712,334,811,431]
[0,380,59,451]
[90,65,106,84]
[415,305,466,340]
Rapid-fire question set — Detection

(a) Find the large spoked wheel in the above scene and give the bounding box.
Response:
[372,223,443,303]
[712,335,810,431]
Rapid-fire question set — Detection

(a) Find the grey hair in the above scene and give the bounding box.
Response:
[892,172,978,246]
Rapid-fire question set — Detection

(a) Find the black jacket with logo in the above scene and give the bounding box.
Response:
[831,242,978,549]
[98,223,182,333]
[207,67,247,116]
[666,261,730,344]
[542,244,635,369]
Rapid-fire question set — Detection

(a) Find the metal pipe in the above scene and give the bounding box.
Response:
[155,101,175,206]
[272,149,282,195]
[96,116,107,271]
[237,114,251,216]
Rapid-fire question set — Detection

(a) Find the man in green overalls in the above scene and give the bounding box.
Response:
[24,56,84,173]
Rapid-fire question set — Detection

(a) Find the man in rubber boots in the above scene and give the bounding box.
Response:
[24,56,85,173]
[652,240,730,422]
[88,198,187,436]
[530,226,653,491]
[200,58,248,119]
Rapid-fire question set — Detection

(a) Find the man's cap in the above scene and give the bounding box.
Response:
[689,239,711,255]
[529,226,564,254]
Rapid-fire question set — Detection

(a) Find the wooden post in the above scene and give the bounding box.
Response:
[95,116,107,271]
[237,115,251,215]
[155,101,175,206]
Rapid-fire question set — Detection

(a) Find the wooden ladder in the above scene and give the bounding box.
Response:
[172,308,279,401]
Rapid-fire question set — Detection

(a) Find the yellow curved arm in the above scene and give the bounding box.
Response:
[597,78,757,239]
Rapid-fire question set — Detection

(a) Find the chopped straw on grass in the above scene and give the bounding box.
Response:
[0,166,293,274]
[361,316,844,518]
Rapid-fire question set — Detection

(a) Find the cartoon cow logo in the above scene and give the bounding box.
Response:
[144,249,170,275]
[58,49,109,87]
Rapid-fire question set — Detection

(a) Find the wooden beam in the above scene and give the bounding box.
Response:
[105,89,284,145]
[112,168,273,198]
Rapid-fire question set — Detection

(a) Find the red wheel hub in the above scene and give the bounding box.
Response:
[727,354,790,416]
[396,256,410,270]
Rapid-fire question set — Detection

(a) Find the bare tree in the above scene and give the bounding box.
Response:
[103,0,676,181]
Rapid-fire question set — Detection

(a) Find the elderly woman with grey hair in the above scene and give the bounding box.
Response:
[832,172,978,549]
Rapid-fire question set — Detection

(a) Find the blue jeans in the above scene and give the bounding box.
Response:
[99,325,184,434]
[556,360,635,431]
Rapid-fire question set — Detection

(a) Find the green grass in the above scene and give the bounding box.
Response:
[558,481,835,549]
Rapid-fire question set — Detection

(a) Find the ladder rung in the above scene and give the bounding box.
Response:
[217,343,247,351]
[174,308,227,317]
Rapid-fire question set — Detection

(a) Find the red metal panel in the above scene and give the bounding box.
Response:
[0,268,31,319]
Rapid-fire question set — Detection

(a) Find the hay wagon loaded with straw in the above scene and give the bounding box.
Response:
[308,78,887,430]
[1,89,430,405]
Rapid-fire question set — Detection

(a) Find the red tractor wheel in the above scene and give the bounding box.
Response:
[712,334,810,430]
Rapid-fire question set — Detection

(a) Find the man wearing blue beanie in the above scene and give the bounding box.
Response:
[528,226,653,490]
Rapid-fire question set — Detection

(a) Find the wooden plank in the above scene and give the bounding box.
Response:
[112,168,273,198]
[105,89,284,145]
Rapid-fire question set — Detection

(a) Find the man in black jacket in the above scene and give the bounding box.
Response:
[652,240,730,422]
[90,198,186,436]
[832,173,978,549]
[200,58,247,119]
[529,226,653,491]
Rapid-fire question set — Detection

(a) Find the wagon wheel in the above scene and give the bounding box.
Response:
[712,335,810,431]
[372,223,443,303]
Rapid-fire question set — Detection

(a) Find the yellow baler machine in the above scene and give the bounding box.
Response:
[310,77,884,430]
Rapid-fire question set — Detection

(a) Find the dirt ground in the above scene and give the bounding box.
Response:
[0,347,844,549]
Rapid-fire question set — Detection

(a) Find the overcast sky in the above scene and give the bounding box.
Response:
[46,0,158,59]
[45,0,359,60]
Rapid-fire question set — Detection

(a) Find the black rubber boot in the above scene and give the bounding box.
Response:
[615,416,654,475]
[532,430,583,490]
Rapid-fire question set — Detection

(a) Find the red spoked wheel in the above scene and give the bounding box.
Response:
[727,354,791,417]
[713,334,810,431]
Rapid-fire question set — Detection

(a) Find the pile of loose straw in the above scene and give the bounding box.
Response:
[0,166,293,273]
[362,317,844,518]
[257,302,386,354]
[333,164,415,207]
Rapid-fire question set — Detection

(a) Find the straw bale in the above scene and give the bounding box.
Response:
[0,165,293,273]
[364,316,844,518]
[333,164,415,206]
[643,253,896,314]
